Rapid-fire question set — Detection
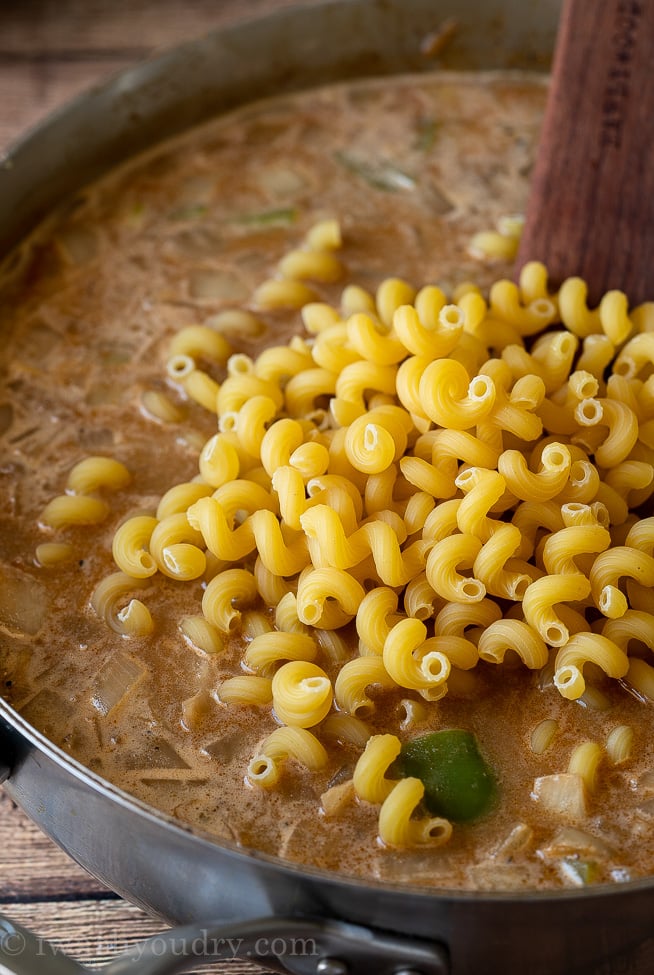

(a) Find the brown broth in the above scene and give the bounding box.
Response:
[1,72,652,891]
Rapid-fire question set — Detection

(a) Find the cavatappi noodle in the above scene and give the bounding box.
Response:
[2,72,654,890]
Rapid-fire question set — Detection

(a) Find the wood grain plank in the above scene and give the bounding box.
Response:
[4,899,272,973]
[0,0,323,55]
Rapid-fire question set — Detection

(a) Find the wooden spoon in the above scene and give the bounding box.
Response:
[515,0,654,306]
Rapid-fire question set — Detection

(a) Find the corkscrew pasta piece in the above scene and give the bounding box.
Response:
[404,571,441,621]
[40,495,110,529]
[425,534,485,603]
[278,248,344,284]
[489,278,558,336]
[376,277,417,328]
[625,517,654,555]
[625,657,654,702]
[334,656,397,717]
[296,567,365,628]
[614,332,654,379]
[606,725,634,765]
[589,547,654,619]
[417,427,501,476]
[393,302,463,359]
[321,713,372,748]
[201,567,258,632]
[455,467,506,539]
[168,324,231,364]
[378,777,453,848]
[243,632,318,674]
[181,367,221,412]
[275,592,309,635]
[179,615,224,655]
[478,619,548,669]
[541,521,611,577]
[252,278,320,311]
[235,396,279,457]
[356,587,401,655]
[383,617,451,697]
[248,727,328,788]
[418,358,496,430]
[553,633,629,700]
[473,523,532,599]
[198,433,241,488]
[188,498,308,575]
[91,571,153,637]
[344,406,411,474]
[148,513,206,580]
[353,733,402,803]
[35,542,75,567]
[218,676,273,706]
[399,455,457,500]
[271,661,333,728]
[346,312,406,366]
[156,482,213,520]
[522,574,591,647]
[285,366,338,417]
[66,456,131,494]
[112,515,158,578]
[334,360,398,416]
[601,610,654,653]
[498,442,571,502]
[300,504,428,587]
[433,598,502,639]
[568,741,603,793]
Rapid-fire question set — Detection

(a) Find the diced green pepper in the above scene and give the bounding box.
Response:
[399,729,496,823]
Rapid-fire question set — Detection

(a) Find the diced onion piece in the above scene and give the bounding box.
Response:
[91,651,146,716]
[494,822,534,859]
[321,779,355,818]
[0,566,48,635]
[540,826,612,860]
[181,690,214,731]
[532,773,589,821]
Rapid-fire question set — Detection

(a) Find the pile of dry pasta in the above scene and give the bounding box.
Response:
[39,219,654,847]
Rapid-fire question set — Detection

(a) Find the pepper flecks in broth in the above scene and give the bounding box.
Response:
[1,71,652,891]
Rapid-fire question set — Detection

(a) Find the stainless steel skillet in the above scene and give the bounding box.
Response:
[2,2,654,973]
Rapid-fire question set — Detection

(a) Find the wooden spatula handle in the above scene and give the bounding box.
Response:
[516,0,654,306]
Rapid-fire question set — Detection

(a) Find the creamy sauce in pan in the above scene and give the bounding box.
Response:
[1,72,653,890]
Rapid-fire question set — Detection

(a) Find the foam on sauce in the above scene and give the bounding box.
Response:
[1,72,652,890]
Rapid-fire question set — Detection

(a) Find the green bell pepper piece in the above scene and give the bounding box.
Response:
[399,729,496,823]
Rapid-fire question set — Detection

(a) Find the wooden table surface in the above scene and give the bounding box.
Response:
[0,3,319,972]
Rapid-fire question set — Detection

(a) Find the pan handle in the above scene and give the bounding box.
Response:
[0,912,449,975]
